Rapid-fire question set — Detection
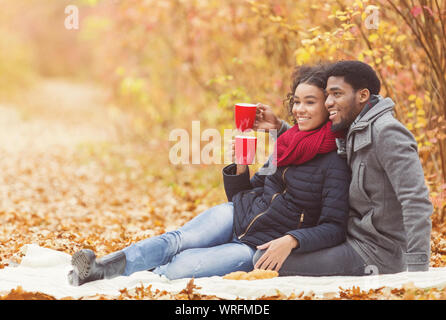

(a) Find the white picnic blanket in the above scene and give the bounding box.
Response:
[1,244,446,299]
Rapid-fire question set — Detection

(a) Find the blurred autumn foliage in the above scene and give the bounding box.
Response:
[4,0,444,217]
[1,0,446,299]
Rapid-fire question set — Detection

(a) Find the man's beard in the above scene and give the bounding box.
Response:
[330,99,359,132]
[331,114,352,132]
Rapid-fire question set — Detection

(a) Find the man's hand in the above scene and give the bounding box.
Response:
[253,103,282,132]
[254,235,298,272]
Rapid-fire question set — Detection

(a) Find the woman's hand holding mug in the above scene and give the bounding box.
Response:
[230,139,248,175]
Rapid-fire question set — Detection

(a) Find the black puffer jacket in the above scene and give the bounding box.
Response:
[222,151,351,253]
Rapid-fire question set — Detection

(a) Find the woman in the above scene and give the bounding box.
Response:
[68,64,350,286]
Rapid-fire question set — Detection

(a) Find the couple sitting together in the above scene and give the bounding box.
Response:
[68,60,433,286]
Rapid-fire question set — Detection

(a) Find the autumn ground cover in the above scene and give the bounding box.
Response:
[1,0,446,300]
[0,79,222,268]
[0,78,225,298]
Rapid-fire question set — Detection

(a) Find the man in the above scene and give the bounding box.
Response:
[253,60,433,274]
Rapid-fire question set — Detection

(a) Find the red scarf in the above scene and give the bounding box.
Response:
[273,121,345,167]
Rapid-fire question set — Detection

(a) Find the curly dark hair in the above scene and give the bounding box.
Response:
[326,60,381,95]
[284,64,329,124]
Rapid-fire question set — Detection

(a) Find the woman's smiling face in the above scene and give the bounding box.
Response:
[292,83,329,131]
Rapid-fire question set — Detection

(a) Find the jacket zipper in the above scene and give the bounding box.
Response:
[237,209,268,240]
[238,167,289,240]
[298,211,305,228]
[282,167,289,182]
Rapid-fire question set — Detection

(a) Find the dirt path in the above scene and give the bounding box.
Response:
[0,79,210,268]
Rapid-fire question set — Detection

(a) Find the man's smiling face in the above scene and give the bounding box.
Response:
[325,76,366,132]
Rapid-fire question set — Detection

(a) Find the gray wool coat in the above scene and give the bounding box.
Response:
[278,96,433,273]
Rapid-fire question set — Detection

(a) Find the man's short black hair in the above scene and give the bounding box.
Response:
[327,60,381,95]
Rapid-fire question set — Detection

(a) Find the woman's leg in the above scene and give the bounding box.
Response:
[121,202,235,276]
[153,239,255,280]
[253,241,367,276]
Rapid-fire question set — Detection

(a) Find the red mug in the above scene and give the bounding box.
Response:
[235,136,257,165]
[235,103,257,132]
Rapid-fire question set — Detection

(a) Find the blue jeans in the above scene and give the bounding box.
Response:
[120,202,255,280]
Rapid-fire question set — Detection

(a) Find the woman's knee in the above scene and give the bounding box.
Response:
[213,202,234,220]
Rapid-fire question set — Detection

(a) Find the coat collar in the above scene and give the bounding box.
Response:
[345,96,395,165]
[349,96,395,132]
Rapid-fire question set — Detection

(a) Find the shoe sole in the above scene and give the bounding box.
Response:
[71,250,96,280]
